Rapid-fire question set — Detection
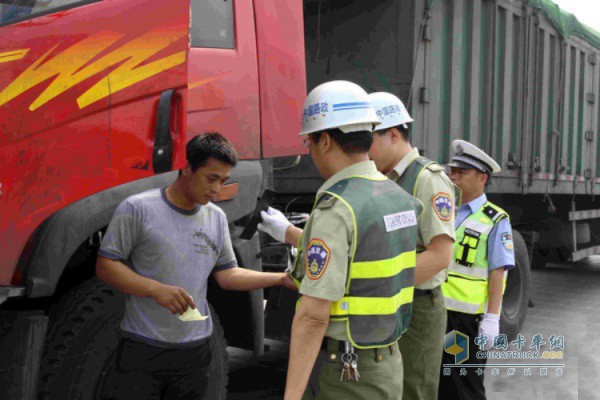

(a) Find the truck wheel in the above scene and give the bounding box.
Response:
[37,278,123,400]
[37,278,228,400]
[500,230,531,341]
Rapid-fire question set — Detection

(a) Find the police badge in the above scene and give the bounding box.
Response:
[306,239,331,280]
[432,192,453,221]
[500,232,514,251]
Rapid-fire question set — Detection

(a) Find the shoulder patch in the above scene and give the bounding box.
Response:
[500,232,514,251]
[306,239,331,280]
[432,192,453,221]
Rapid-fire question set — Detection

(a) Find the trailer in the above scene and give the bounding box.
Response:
[269,0,600,342]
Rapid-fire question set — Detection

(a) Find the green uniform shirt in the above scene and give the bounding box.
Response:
[389,148,456,290]
[296,161,385,341]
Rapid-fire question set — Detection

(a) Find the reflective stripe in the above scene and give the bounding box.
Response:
[351,251,416,279]
[331,286,414,316]
[444,296,485,314]
[330,298,349,316]
[443,274,487,311]
[448,262,489,279]
[350,287,414,315]
[350,268,414,298]
[462,219,494,235]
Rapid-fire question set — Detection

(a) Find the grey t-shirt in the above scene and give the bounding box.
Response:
[98,188,237,348]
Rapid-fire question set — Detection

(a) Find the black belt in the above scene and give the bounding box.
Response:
[414,288,433,297]
[320,337,398,352]
[321,337,346,352]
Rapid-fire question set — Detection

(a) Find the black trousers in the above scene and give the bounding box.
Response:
[438,311,487,400]
[111,338,212,400]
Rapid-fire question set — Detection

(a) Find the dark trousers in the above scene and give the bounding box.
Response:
[111,338,212,400]
[438,311,487,400]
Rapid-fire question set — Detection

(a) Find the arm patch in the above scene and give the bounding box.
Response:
[432,192,453,221]
[306,239,331,280]
[500,232,514,251]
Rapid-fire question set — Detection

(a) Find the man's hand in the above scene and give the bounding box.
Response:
[478,313,500,350]
[149,284,196,315]
[280,273,298,291]
[258,207,292,243]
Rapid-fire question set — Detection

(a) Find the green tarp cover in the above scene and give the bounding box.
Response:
[529,0,600,48]
[426,0,600,50]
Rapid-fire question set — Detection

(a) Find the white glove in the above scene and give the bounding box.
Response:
[257,207,292,243]
[478,313,500,350]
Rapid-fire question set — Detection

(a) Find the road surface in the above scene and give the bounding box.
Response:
[226,258,600,400]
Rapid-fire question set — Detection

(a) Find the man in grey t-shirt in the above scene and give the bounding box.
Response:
[96,132,295,400]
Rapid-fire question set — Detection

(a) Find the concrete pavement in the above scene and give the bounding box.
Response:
[226,257,600,399]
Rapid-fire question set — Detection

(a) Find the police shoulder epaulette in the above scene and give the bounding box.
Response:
[316,193,337,209]
[482,205,506,222]
[425,162,445,173]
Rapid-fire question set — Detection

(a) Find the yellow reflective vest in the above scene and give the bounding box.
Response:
[292,174,422,349]
[442,201,508,314]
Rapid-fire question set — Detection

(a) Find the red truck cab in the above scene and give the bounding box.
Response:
[0,1,305,398]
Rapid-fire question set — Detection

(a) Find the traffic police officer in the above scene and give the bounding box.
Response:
[258,80,422,400]
[368,92,456,400]
[438,140,516,400]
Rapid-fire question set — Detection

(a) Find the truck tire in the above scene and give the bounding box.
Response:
[500,230,531,341]
[37,278,228,400]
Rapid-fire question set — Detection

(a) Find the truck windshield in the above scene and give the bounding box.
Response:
[1,0,84,24]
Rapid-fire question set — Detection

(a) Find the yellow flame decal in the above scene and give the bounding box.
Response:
[0,49,29,64]
[0,28,187,111]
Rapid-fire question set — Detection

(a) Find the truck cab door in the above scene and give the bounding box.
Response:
[187,0,261,159]
[186,0,306,160]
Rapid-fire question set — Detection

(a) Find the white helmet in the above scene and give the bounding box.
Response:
[299,80,381,136]
[369,92,414,131]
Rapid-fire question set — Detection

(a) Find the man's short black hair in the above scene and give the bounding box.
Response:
[187,132,238,172]
[397,124,410,142]
[375,124,410,142]
[311,128,373,154]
